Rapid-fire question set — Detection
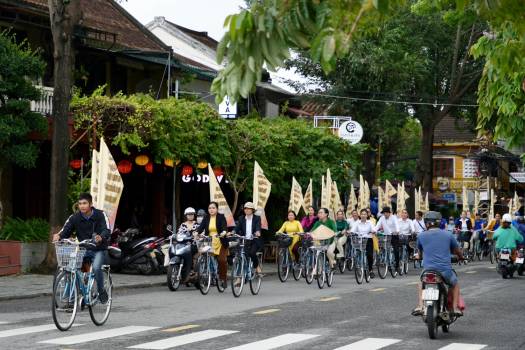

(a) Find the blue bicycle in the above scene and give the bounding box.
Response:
[229,234,262,297]
[52,239,112,331]
[196,236,225,295]
[351,234,370,284]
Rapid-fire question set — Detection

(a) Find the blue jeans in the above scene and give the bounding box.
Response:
[439,269,458,287]
[83,250,107,294]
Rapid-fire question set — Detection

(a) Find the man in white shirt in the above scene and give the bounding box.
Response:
[413,211,426,235]
[347,210,360,227]
[375,206,401,272]
[398,209,415,264]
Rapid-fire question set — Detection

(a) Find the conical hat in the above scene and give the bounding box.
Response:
[311,224,335,240]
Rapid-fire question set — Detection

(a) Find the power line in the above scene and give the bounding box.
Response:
[300,91,479,108]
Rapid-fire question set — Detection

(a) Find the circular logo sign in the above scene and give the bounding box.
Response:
[339,121,363,144]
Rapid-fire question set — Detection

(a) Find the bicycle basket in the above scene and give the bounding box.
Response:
[277,235,292,248]
[55,243,86,270]
[313,237,333,247]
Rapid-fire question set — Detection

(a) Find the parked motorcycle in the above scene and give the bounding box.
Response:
[166,227,196,291]
[107,228,159,275]
[420,270,462,339]
[498,248,517,279]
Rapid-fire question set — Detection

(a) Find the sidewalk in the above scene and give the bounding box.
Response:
[0,263,278,301]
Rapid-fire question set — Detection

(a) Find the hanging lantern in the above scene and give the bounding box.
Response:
[213,166,224,177]
[69,159,82,169]
[135,155,149,166]
[181,165,193,176]
[117,160,132,174]
[164,159,174,167]
[145,162,154,173]
[197,160,208,169]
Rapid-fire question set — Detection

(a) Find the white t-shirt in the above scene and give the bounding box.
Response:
[413,219,426,234]
[347,218,359,227]
[398,218,415,236]
[374,215,399,235]
[351,220,375,238]
[245,215,253,240]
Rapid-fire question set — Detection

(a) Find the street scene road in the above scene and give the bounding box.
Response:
[1,262,524,350]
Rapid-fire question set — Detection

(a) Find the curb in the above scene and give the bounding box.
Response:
[0,271,277,302]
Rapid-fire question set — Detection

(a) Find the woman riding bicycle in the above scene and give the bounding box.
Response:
[301,205,318,232]
[197,202,231,290]
[397,209,415,258]
[311,208,337,268]
[176,207,199,283]
[350,209,377,278]
[276,210,304,262]
[455,211,473,252]
[328,210,349,265]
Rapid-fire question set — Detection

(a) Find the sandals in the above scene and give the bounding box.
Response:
[411,307,424,316]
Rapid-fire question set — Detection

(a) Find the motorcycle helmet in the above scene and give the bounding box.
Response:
[197,209,206,216]
[184,207,196,215]
[423,211,442,227]
[502,213,512,223]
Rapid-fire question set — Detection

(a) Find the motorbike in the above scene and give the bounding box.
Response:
[166,228,197,291]
[107,228,159,275]
[420,270,462,339]
[497,248,517,279]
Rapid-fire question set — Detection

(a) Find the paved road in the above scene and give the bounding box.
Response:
[1,261,524,350]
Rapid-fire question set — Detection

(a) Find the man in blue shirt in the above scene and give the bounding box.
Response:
[412,211,464,317]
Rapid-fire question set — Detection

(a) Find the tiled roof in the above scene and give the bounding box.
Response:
[433,115,476,143]
[16,0,168,52]
[171,22,218,50]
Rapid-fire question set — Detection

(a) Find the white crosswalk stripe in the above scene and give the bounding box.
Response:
[222,333,319,350]
[128,329,238,349]
[39,326,159,345]
[0,323,82,338]
[438,343,487,350]
[0,322,9,325]
[334,338,401,350]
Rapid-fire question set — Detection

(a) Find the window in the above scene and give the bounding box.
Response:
[433,158,454,178]
[463,159,479,178]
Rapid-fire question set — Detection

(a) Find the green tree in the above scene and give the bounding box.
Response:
[0,31,47,226]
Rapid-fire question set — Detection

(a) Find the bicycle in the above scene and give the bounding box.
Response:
[276,233,302,282]
[456,230,472,265]
[308,237,334,289]
[409,234,422,269]
[351,234,371,284]
[52,239,112,331]
[195,236,225,295]
[399,235,410,275]
[335,231,352,274]
[229,234,262,297]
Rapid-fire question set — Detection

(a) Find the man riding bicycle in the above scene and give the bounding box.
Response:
[412,211,464,317]
[53,193,110,303]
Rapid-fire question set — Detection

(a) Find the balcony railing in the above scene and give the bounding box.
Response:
[30,85,54,115]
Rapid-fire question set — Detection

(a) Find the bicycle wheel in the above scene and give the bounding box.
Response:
[316,253,326,289]
[354,252,364,284]
[88,267,112,326]
[52,270,79,331]
[305,251,314,284]
[250,260,262,295]
[388,251,398,278]
[197,256,212,295]
[277,248,290,283]
[337,258,346,274]
[364,264,371,283]
[326,258,334,287]
[403,250,409,275]
[231,257,244,297]
[377,252,388,279]
[347,256,354,271]
[292,257,302,281]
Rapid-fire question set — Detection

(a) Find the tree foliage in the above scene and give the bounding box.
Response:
[0,31,47,169]
[71,91,364,214]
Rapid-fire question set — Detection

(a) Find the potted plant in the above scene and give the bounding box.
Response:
[0,217,50,275]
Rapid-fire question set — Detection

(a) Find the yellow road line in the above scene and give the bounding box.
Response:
[319,297,341,302]
[253,308,281,315]
[406,281,420,285]
[370,288,386,292]
[162,324,200,332]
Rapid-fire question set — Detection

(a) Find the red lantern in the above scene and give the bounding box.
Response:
[69,159,82,169]
[117,160,132,174]
[145,162,154,173]
[181,165,193,176]
[213,166,224,177]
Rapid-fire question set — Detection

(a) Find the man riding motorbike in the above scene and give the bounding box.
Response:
[493,213,524,260]
[412,211,464,317]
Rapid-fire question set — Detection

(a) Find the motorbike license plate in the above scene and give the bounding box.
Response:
[500,253,510,260]
[422,288,439,301]
[516,257,524,264]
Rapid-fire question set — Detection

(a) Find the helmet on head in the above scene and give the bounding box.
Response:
[197,209,206,216]
[423,211,442,227]
[184,207,196,215]
[502,213,512,223]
